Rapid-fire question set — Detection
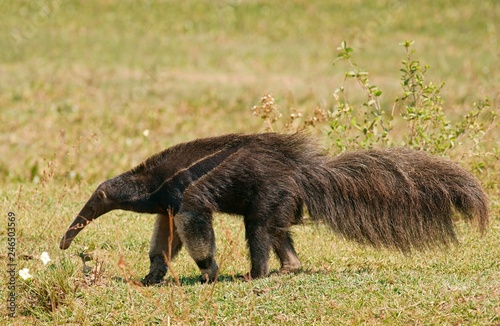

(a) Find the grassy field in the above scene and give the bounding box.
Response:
[1,0,499,324]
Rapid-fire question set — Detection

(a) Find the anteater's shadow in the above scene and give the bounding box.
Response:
[111,269,318,286]
[111,273,249,286]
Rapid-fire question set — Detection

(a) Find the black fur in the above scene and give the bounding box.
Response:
[60,133,489,284]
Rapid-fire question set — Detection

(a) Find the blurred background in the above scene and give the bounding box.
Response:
[1,0,498,184]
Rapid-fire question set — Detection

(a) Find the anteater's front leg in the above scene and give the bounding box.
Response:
[174,211,219,283]
[143,214,183,285]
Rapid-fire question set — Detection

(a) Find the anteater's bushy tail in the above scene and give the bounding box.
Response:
[300,148,489,252]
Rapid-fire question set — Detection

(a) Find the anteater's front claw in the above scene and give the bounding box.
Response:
[142,270,166,286]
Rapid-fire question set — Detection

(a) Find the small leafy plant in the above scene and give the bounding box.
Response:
[395,40,496,155]
[253,41,498,159]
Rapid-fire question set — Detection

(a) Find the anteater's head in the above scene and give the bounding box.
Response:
[59,175,144,250]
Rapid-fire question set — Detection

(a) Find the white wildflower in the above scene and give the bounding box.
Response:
[19,268,32,280]
[40,252,51,265]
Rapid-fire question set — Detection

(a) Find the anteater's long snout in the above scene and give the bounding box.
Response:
[60,190,112,250]
[60,214,92,249]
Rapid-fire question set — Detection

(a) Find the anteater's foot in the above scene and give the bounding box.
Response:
[278,261,301,274]
[143,256,167,286]
[142,270,166,286]
[198,261,219,284]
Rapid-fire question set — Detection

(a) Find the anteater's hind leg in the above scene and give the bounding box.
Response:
[245,194,302,279]
[143,214,183,285]
[174,211,219,283]
[244,221,272,279]
[273,232,301,274]
[272,203,302,274]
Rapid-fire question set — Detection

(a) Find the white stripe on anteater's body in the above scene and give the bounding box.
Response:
[148,145,243,214]
[60,133,489,285]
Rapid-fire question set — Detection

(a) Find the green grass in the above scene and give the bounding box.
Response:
[1,0,499,324]
[3,185,500,324]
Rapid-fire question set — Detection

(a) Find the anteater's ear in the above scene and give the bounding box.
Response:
[97,189,107,199]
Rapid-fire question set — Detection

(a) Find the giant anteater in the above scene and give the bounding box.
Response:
[59,133,488,284]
